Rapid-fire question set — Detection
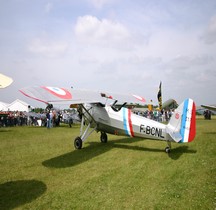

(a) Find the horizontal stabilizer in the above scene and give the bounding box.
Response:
[166,127,182,142]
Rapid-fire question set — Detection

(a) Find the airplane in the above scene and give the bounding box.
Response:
[161,98,178,110]
[19,86,196,153]
[201,104,216,112]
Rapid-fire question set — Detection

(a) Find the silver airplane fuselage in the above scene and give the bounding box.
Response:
[86,104,170,142]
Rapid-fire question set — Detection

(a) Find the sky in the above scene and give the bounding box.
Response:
[0,0,216,108]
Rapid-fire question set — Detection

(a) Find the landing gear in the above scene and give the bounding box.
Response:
[165,141,171,153]
[100,132,107,143]
[165,146,171,153]
[74,137,82,149]
[73,104,97,150]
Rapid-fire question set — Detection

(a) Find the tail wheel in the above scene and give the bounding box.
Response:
[74,137,82,149]
[165,146,171,153]
[100,132,107,143]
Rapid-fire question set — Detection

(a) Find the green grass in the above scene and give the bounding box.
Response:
[0,118,215,210]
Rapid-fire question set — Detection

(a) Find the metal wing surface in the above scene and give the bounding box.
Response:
[19,86,103,105]
[101,91,146,104]
[201,104,216,111]
[19,86,146,105]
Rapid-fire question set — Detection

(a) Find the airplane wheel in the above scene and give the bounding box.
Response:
[165,147,171,153]
[100,132,107,143]
[74,137,82,149]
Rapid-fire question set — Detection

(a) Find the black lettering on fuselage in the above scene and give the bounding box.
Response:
[140,124,145,133]
[139,124,164,138]
[151,127,155,135]
[146,126,151,135]
[155,128,160,137]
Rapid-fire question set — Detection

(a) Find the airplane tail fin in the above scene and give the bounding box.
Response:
[166,98,196,143]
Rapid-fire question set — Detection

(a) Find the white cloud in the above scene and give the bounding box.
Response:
[195,69,216,83]
[1,1,215,105]
[45,2,53,13]
[74,15,131,49]
[28,38,68,57]
[165,55,214,70]
[88,0,115,9]
[202,16,216,44]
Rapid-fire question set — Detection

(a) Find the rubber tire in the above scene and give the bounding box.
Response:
[165,147,171,153]
[74,137,82,149]
[100,132,108,143]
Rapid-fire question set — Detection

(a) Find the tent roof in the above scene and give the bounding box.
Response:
[7,99,30,112]
[0,101,9,111]
[9,99,29,107]
[0,99,31,112]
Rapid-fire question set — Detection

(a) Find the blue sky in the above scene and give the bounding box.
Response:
[1,0,216,107]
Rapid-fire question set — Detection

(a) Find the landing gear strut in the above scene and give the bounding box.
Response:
[73,104,97,150]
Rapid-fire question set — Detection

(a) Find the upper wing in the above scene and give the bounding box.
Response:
[201,104,216,112]
[19,86,103,104]
[100,91,146,104]
[19,86,146,105]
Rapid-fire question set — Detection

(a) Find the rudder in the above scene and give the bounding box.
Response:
[179,98,196,143]
[167,98,196,143]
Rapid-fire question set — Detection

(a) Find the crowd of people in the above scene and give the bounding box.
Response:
[0,111,28,127]
[0,109,77,128]
[0,107,213,128]
[133,109,174,122]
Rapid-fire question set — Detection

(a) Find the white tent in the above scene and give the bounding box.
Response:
[0,101,9,111]
[7,99,31,112]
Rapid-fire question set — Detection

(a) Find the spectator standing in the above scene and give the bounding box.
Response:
[46,111,51,129]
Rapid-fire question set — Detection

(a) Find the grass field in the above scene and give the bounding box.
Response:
[0,117,215,209]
